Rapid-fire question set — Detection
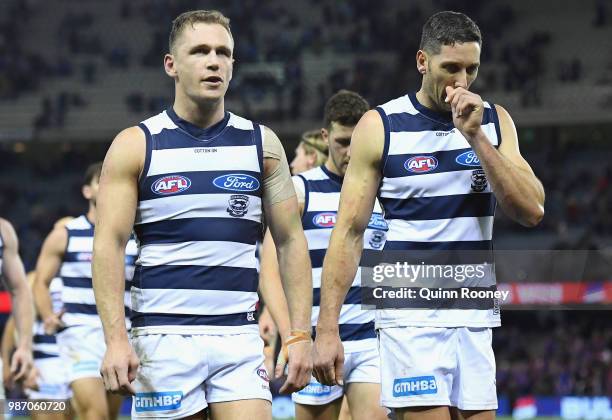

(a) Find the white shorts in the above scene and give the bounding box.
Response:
[379,326,497,410]
[131,333,272,418]
[292,344,380,406]
[26,356,72,400]
[57,325,105,383]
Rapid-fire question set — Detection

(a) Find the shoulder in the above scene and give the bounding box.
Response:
[0,217,16,245]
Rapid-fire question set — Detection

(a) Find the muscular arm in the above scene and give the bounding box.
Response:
[1,219,33,353]
[93,126,144,345]
[33,227,67,324]
[316,110,383,333]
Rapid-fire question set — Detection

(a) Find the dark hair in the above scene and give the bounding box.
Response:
[169,10,232,53]
[420,11,482,54]
[83,162,102,186]
[323,90,369,129]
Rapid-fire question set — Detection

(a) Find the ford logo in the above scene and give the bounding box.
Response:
[455,150,481,167]
[212,174,260,192]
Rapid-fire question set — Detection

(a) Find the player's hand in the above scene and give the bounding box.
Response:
[258,307,277,346]
[43,310,65,335]
[23,365,40,391]
[275,330,313,394]
[100,339,139,395]
[445,86,484,140]
[10,344,33,382]
[3,355,13,390]
[313,329,344,386]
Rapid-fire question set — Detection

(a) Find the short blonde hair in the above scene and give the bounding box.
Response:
[300,130,328,168]
[169,10,232,53]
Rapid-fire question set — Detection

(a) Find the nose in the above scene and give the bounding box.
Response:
[206,52,220,70]
[454,69,468,89]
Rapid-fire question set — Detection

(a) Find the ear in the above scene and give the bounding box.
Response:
[306,152,317,168]
[82,185,92,200]
[164,53,177,78]
[416,50,428,74]
[321,128,329,145]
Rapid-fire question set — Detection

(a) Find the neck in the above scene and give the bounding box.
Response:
[415,87,447,113]
[324,160,343,178]
[173,92,225,129]
[86,204,96,225]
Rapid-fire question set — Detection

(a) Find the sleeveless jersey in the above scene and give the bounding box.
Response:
[375,92,501,328]
[132,108,264,335]
[33,278,63,360]
[298,166,388,352]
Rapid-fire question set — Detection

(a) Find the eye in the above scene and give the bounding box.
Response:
[467,65,479,74]
[444,64,459,73]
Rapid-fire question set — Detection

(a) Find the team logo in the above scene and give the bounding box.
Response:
[455,150,481,167]
[312,212,337,228]
[256,368,270,382]
[369,230,386,249]
[151,175,191,195]
[227,194,250,217]
[213,174,260,192]
[76,252,92,262]
[247,311,255,321]
[471,169,488,192]
[134,392,183,412]
[393,376,438,397]
[368,213,388,230]
[404,156,438,173]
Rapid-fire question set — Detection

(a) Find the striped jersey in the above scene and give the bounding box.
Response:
[33,278,63,360]
[375,92,501,328]
[60,215,137,327]
[298,166,388,353]
[132,108,264,335]
[0,228,3,275]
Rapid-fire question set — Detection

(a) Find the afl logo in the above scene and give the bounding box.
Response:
[151,175,192,195]
[213,174,260,192]
[313,212,337,228]
[455,150,480,167]
[404,156,438,173]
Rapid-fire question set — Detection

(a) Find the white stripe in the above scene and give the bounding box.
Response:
[66,216,91,230]
[388,123,498,155]
[228,112,254,131]
[306,192,340,211]
[386,217,494,242]
[62,313,101,327]
[136,194,262,224]
[138,241,256,268]
[66,237,93,253]
[147,146,260,176]
[62,287,96,305]
[379,95,415,116]
[304,230,332,251]
[380,170,491,199]
[33,343,59,355]
[126,240,138,255]
[142,111,177,135]
[60,262,92,278]
[132,288,258,315]
[300,167,328,181]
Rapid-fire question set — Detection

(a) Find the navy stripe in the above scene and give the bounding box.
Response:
[309,249,327,269]
[304,179,341,194]
[130,311,257,327]
[33,334,57,344]
[62,277,92,288]
[386,109,498,134]
[313,286,361,307]
[375,107,391,173]
[63,252,92,263]
[66,229,94,237]
[140,170,262,201]
[489,104,502,147]
[380,193,496,221]
[254,123,264,174]
[153,126,256,150]
[134,217,262,246]
[384,148,481,178]
[313,322,376,342]
[64,303,98,315]
[132,265,258,292]
[34,351,59,360]
[138,122,153,189]
[298,174,310,225]
[383,240,493,251]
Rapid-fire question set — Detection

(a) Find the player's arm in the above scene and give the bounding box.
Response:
[314,110,383,386]
[261,126,312,393]
[1,315,16,388]
[0,218,33,381]
[33,226,67,334]
[259,177,306,342]
[446,87,545,227]
[93,126,144,394]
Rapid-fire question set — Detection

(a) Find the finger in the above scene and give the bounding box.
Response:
[9,353,19,374]
[278,366,296,394]
[334,356,344,387]
[274,359,286,379]
[445,86,455,102]
[14,359,29,381]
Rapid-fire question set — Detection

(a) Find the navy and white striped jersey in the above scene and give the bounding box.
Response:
[299,166,388,352]
[132,108,264,335]
[33,278,63,360]
[375,92,501,328]
[60,215,137,327]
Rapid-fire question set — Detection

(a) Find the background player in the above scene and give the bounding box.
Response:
[33,163,137,420]
[289,130,329,175]
[260,90,388,420]
[93,10,312,420]
[313,11,545,420]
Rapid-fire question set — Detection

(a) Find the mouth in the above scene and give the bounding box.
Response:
[202,76,223,86]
